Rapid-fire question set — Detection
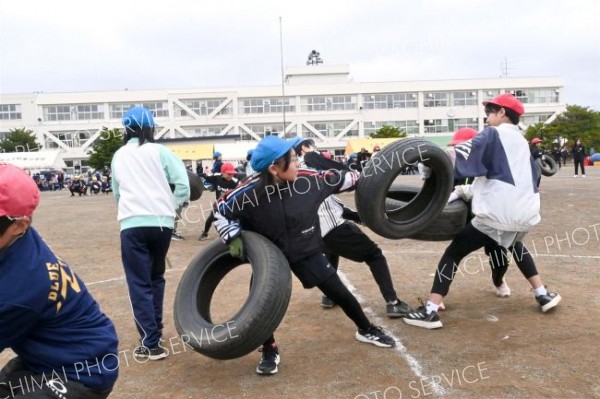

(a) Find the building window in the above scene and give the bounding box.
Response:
[482,90,502,100]
[364,120,419,136]
[363,93,418,109]
[521,114,554,125]
[245,123,286,138]
[508,88,559,104]
[451,91,478,106]
[43,106,72,121]
[301,95,356,112]
[182,98,231,116]
[110,102,168,119]
[448,118,479,132]
[239,98,295,115]
[182,125,228,137]
[308,121,355,138]
[423,119,449,134]
[0,104,22,120]
[423,92,450,107]
[75,104,104,120]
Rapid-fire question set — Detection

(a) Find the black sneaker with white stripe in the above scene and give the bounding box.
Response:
[402,305,443,330]
[536,291,561,312]
[355,325,395,348]
[256,344,280,375]
[133,345,167,361]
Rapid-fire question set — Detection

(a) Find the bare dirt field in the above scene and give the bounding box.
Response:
[2,165,599,399]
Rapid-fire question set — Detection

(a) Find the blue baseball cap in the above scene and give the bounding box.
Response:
[122,106,158,130]
[213,151,222,159]
[251,136,299,172]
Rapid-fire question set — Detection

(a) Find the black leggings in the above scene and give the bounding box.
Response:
[324,222,397,302]
[432,222,539,296]
[574,159,585,175]
[202,212,216,235]
[262,273,371,347]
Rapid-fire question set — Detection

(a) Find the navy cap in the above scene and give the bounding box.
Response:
[251,136,299,172]
[122,106,158,130]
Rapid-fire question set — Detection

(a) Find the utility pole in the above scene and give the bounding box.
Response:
[279,17,286,134]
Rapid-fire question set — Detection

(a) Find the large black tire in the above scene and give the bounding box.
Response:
[187,171,204,201]
[355,138,454,239]
[536,155,557,177]
[385,185,469,241]
[173,231,292,360]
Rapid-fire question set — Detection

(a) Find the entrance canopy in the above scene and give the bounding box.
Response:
[0,150,66,171]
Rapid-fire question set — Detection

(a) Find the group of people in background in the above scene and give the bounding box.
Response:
[68,167,113,196]
[530,137,591,177]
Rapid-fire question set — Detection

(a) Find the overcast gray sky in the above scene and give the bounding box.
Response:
[1,0,599,108]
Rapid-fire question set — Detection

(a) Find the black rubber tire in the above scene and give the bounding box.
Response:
[385,186,469,241]
[355,138,454,239]
[536,155,557,177]
[173,231,292,360]
[187,171,204,201]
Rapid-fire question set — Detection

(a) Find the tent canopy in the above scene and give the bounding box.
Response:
[163,143,214,160]
[214,142,258,161]
[0,150,66,171]
[344,138,400,155]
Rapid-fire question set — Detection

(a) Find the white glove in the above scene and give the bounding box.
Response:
[447,191,460,204]
[418,163,432,180]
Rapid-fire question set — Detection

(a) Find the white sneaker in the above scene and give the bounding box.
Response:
[574,175,578,178]
[582,175,586,177]
[496,281,511,298]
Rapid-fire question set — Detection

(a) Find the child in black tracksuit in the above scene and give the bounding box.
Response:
[295,139,411,317]
[198,162,239,240]
[215,136,395,376]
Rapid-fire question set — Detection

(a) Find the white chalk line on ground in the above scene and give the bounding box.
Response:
[87,267,187,286]
[337,271,447,397]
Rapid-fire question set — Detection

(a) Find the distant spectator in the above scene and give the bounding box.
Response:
[572,138,586,177]
[212,152,223,173]
[551,147,562,169]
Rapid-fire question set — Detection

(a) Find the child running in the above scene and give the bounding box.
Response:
[403,94,561,329]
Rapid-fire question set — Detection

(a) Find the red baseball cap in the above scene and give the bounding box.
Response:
[0,164,40,218]
[482,94,524,116]
[448,128,478,146]
[220,162,236,175]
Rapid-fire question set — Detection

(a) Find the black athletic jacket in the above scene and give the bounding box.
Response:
[214,168,359,263]
[201,173,239,199]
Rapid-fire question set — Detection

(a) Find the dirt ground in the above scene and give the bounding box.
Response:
[2,165,599,399]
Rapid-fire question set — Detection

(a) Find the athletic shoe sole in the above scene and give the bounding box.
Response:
[354,332,395,348]
[133,352,168,361]
[402,318,443,330]
[541,294,561,312]
[256,355,280,375]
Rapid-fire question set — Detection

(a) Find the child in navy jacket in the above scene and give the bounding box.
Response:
[0,163,119,398]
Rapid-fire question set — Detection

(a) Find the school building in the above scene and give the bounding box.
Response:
[0,64,564,172]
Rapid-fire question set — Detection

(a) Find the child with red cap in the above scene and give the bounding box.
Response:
[197,162,239,241]
[0,164,119,398]
[403,94,561,329]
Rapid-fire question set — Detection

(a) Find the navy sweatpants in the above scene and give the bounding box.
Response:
[120,227,172,348]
